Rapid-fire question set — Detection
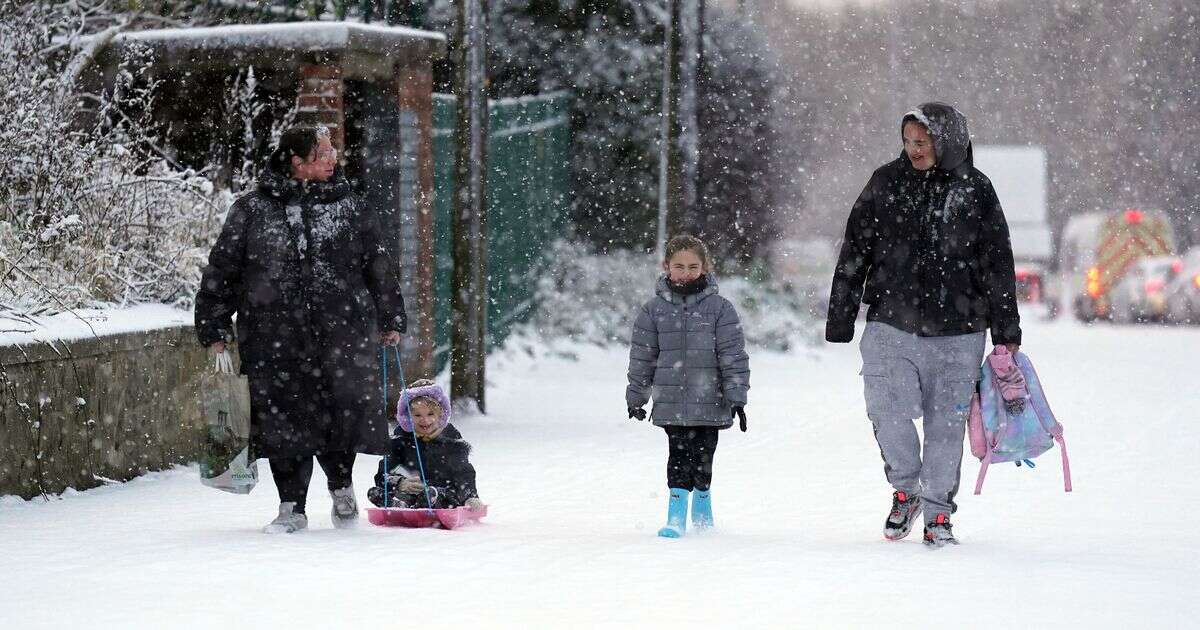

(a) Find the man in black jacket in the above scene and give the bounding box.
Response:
[826,102,1021,547]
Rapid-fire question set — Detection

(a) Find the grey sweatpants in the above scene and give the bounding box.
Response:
[859,322,985,523]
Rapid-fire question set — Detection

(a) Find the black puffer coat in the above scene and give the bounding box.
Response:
[826,102,1022,346]
[195,164,406,458]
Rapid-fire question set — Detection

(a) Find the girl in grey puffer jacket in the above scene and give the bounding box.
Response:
[626,235,750,538]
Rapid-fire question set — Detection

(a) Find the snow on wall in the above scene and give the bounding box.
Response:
[0,305,192,349]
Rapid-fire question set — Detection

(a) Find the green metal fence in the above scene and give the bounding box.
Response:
[432,92,570,369]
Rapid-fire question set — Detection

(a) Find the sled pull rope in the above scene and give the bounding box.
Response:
[390,345,436,515]
[381,352,389,509]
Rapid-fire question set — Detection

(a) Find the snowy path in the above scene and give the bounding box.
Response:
[2,318,1198,628]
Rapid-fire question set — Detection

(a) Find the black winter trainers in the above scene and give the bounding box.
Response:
[923,513,959,548]
[884,491,922,541]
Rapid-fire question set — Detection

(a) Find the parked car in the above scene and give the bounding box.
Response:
[1014,262,1047,303]
[1165,248,1200,325]
[1109,255,1182,323]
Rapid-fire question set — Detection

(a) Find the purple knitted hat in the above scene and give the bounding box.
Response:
[396,383,452,433]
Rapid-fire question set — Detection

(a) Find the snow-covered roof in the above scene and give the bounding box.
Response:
[91,21,445,64]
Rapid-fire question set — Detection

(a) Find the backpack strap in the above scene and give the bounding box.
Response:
[1029,406,1072,492]
[974,367,1009,495]
[973,372,1005,496]
[973,448,993,495]
[1051,425,1072,492]
[1019,355,1073,493]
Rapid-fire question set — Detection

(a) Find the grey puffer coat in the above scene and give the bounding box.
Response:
[626,274,750,428]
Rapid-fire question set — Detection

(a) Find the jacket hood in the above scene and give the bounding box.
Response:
[257,161,352,204]
[656,272,719,304]
[901,102,973,175]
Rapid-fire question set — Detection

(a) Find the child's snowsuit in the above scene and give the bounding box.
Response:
[370,424,479,508]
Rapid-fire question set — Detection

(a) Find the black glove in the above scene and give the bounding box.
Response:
[732,406,747,432]
[825,321,854,343]
[366,485,386,507]
[628,406,647,421]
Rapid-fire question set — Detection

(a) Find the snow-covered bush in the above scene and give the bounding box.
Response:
[523,240,821,351]
[0,2,226,315]
[206,67,299,195]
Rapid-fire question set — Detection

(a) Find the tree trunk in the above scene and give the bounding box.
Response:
[450,0,488,412]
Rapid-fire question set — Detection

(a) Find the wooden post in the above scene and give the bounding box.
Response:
[450,0,489,412]
[398,62,438,378]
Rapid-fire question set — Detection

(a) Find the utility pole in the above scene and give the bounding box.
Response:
[657,0,672,262]
[665,0,701,237]
[450,0,488,412]
[676,0,701,232]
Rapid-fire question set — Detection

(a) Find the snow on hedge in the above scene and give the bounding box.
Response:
[523,240,822,351]
[0,4,227,317]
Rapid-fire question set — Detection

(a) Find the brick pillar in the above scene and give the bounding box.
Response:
[298,63,345,150]
[397,61,436,376]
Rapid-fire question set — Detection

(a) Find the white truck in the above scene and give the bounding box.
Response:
[974,145,1053,307]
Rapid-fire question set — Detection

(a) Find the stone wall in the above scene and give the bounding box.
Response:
[0,324,420,500]
[0,326,209,499]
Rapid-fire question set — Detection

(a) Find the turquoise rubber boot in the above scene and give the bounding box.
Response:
[657,488,690,538]
[691,489,713,529]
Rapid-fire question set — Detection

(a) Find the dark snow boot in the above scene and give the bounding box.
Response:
[923,513,959,548]
[883,490,921,541]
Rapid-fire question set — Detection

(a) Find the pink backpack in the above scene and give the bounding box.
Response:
[967,347,1072,495]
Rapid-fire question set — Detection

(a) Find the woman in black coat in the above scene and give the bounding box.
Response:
[195,125,406,534]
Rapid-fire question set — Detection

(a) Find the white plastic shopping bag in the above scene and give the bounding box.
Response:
[198,351,257,494]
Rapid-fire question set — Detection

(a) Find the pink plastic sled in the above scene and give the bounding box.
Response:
[367,505,488,530]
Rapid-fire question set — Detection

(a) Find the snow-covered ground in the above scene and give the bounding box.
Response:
[1,316,1197,628]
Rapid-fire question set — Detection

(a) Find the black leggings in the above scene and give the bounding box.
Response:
[269,451,356,514]
[664,426,720,491]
